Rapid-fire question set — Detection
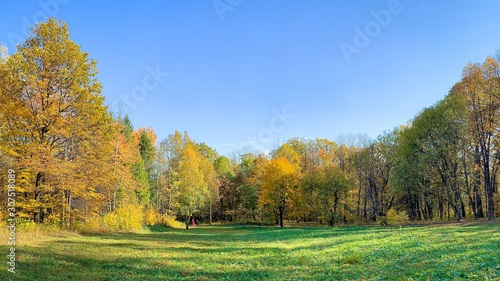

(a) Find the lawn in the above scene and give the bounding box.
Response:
[0,222,499,280]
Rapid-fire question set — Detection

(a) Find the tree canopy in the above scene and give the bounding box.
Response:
[1,18,498,231]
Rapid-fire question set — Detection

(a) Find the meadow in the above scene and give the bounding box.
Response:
[0,222,499,281]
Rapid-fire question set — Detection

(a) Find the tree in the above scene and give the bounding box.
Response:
[259,157,300,227]
[454,57,500,220]
[194,142,220,224]
[155,131,192,220]
[176,142,211,228]
[0,18,114,225]
[393,124,434,221]
[136,127,157,207]
[354,131,397,222]
[393,95,468,221]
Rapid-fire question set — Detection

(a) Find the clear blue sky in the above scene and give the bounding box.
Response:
[2,1,500,156]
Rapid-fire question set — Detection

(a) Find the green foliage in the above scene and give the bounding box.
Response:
[120,115,134,141]
[131,158,151,205]
[214,156,235,179]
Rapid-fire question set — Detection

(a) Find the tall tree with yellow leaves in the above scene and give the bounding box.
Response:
[176,142,210,228]
[0,18,114,225]
[258,157,301,227]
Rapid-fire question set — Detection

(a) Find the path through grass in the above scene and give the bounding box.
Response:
[1,223,499,280]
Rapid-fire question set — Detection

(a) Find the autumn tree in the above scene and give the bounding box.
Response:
[155,131,190,216]
[454,57,500,220]
[214,155,234,221]
[0,18,114,225]
[176,142,211,228]
[258,157,300,227]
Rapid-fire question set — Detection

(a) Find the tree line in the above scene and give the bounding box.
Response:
[0,19,498,230]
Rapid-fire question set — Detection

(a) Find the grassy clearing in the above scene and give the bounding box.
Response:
[0,222,499,280]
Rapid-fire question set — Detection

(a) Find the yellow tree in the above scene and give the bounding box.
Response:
[176,142,210,228]
[457,57,500,220]
[0,18,114,224]
[259,157,300,227]
[105,118,141,213]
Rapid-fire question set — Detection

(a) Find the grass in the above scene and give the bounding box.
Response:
[0,222,499,280]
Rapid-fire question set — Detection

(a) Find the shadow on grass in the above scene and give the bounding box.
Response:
[1,223,498,281]
[0,247,276,281]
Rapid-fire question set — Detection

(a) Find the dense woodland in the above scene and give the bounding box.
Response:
[0,19,499,231]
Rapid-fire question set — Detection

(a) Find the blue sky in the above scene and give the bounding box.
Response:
[2,1,500,156]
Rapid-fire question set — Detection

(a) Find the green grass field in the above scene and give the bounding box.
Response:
[1,222,499,280]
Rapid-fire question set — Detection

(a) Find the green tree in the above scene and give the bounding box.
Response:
[393,95,468,221]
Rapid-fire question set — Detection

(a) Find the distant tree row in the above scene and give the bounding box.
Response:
[0,18,498,230]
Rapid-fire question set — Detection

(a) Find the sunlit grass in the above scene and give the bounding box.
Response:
[0,223,499,280]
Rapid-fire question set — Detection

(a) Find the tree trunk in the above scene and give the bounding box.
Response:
[474,147,484,218]
[34,171,44,223]
[475,184,484,218]
[483,150,495,220]
[486,190,494,220]
[279,206,284,228]
[356,178,362,221]
[209,202,213,224]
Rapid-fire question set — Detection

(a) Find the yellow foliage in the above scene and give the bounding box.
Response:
[386,209,407,225]
[81,217,106,234]
[18,220,37,232]
[162,216,185,228]
[142,208,185,228]
[116,204,143,230]
[143,209,158,225]
[102,212,119,231]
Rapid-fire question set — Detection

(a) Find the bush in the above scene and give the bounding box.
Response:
[162,216,185,228]
[99,204,143,231]
[386,209,408,225]
[17,219,37,232]
[115,204,143,230]
[77,217,107,234]
[143,208,160,226]
[102,212,119,231]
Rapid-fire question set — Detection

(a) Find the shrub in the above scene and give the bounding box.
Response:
[143,208,160,226]
[78,217,106,234]
[115,204,143,230]
[100,204,143,231]
[162,216,185,228]
[102,211,119,231]
[17,219,37,232]
[386,209,407,225]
